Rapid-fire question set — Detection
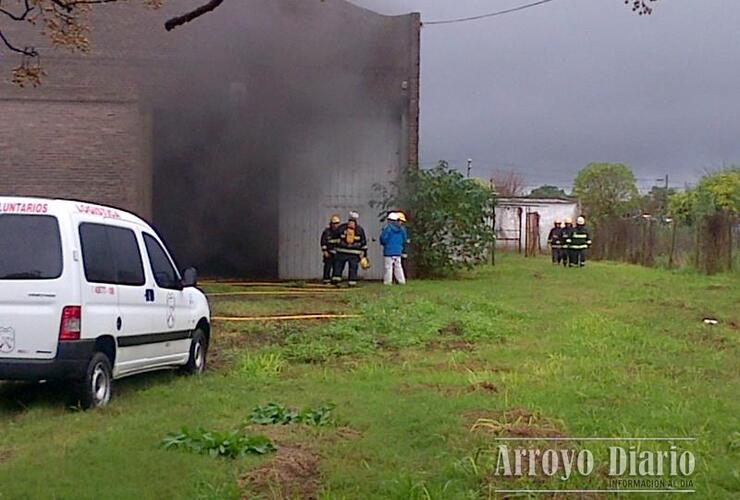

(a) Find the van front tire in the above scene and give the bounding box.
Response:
[77,352,112,409]
[181,329,207,375]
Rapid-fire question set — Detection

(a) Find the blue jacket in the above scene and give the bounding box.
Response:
[379,223,407,257]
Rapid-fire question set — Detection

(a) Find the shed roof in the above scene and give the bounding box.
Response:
[497,197,578,207]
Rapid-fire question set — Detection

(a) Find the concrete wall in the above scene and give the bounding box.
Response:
[495,198,579,252]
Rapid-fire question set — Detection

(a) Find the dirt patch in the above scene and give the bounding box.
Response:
[691,329,730,350]
[240,444,321,499]
[465,407,565,439]
[469,381,498,393]
[431,359,509,373]
[439,321,465,337]
[706,284,729,291]
[0,447,13,464]
[397,382,464,398]
[426,339,476,352]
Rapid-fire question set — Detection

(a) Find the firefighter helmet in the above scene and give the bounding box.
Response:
[577,216,586,225]
[397,212,407,223]
[330,214,341,224]
[387,212,399,221]
[554,219,562,225]
[564,217,573,224]
[349,211,359,220]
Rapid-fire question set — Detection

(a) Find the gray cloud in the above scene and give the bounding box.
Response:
[351,0,740,190]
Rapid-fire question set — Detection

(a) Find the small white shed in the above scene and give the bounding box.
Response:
[495,197,579,255]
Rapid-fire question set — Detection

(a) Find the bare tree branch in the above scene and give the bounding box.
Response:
[164,0,224,31]
[0,28,37,56]
[0,0,33,21]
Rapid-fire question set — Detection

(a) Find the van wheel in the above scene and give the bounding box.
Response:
[77,352,113,409]
[181,329,207,375]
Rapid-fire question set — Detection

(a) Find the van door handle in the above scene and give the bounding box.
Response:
[116,317,122,331]
[145,289,154,302]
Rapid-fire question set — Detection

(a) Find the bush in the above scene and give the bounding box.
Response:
[372,162,496,277]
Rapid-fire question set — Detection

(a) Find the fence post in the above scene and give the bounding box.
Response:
[668,219,678,269]
[728,213,733,272]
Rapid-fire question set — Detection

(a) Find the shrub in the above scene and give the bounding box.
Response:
[372,162,496,277]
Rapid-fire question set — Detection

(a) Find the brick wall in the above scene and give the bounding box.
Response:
[0,99,151,217]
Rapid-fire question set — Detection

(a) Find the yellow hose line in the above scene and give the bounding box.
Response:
[220,282,332,287]
[208,290,346,297]
[212,313,360,322]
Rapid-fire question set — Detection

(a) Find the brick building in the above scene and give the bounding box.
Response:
[0,0,420,279]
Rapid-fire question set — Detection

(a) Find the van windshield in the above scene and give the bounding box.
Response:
[0,215,63,280]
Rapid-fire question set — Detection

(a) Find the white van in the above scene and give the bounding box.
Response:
[0,197,211,408]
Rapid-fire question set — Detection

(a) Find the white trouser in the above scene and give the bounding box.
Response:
[383,256,406,285]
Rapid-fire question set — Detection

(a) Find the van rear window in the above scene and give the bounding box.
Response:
[0,215,63,280]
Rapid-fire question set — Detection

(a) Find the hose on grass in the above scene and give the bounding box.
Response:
[212,313,360,322]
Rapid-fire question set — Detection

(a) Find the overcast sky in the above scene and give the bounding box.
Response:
[351,0,740,191]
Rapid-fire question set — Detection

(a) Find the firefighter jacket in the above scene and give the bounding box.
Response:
[321,226,340,254]
[547,226,564,248]
[334,222,368,257]
[566,225,592,250]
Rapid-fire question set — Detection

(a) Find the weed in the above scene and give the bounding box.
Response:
[248,402,336,426]
[238,352,286,379]
[161,427,276,458]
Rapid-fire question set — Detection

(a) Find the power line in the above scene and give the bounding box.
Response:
[424,0,559,26]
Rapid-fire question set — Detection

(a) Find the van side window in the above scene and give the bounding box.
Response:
[0,215,63,280]
[79,224,116,284]
[79,223,145,286]
[143,233,179,289]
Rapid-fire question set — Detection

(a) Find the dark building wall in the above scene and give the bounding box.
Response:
[0,0,420,278]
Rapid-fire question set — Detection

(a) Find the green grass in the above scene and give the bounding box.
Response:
[0,255,737,499]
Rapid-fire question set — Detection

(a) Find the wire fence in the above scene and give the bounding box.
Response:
[589,213,738,274]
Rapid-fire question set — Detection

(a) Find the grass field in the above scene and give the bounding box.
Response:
[0,255,738,499]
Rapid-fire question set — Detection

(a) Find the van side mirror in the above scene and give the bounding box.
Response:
[181,267,198,288]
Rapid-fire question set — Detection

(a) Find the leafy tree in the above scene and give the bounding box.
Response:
[372,161,496,277]
[2,0,659,85]
[529,185,567,199]
[668,168,740,224]
[572,162,639,221]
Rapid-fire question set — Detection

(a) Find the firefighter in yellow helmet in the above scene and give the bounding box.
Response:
[320,214,341,283]
[332,211,368,287]
[395,211,410,271]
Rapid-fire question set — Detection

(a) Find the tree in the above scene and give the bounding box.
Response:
[529,185,567,199]
[372,161,496,277]
[491,169,526,197]
[1,0,657,85]
[572,162,639,221]
[668,168,740,224]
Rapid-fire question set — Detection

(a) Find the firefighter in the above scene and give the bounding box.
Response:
[547,220,564,264]
[561,217,574,267]
[332,211,368,287]
[567,216,592,267]
[320,214,341,284]
[396,211,410,265]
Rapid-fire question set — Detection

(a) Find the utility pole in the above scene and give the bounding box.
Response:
[467,158,472,178]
